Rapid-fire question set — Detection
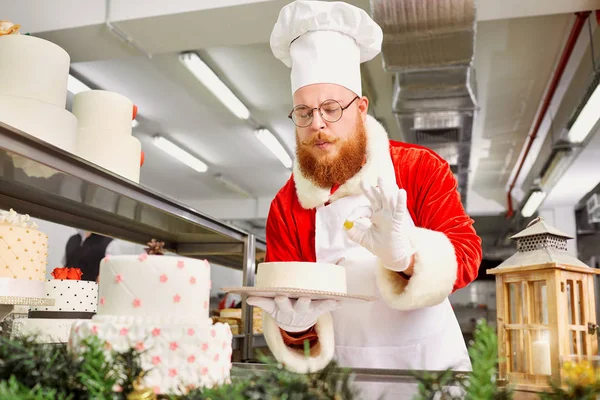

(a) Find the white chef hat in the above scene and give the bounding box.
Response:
[270,0,383,96]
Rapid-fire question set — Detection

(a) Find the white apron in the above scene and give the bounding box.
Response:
[315,193,470,399]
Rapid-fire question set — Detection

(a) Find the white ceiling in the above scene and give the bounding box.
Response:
[5,0,600,243]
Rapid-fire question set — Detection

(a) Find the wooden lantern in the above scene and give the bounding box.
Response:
[487,216,600,395]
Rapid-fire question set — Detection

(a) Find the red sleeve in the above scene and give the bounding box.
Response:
[264,178,316,263]
[394,143,482,292]
[263,178,319,347]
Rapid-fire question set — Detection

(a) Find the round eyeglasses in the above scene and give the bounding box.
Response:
[288,96,359,127]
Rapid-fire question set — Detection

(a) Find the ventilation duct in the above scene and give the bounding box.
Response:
[371,0,478,205]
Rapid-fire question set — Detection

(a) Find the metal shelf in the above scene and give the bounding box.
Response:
[0,121,266,269]
[0,121,267,359]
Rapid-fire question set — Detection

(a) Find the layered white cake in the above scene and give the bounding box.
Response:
[72,90,142,183]
[255,262,347,293]
[69,242,232,394]
[12,272,98,343]
[0,209,48,298]
[0,22,77,168]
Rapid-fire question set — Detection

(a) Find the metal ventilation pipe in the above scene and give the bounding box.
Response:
[371,0,478,205]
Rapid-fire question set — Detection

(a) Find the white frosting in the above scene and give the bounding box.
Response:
[0,209,37,229]
[0,95,77,153]
[0,35,70,107]
[97,255,211,321]
[12,318,78,343]
[72,90,141,183]
[69,318,233,394]
[31,280,98,313]
[255,262,347,293]
[0,221,48,290]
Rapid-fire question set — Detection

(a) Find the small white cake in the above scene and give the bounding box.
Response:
[72,90,142,183]
[0,29,77,155]
[255,262,347,294]
[69,241,232,394]
[12,276,98,343]
[0,209,48,298]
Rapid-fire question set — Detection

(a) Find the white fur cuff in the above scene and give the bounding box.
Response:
[262,312,335,374]
[376,227,458,310]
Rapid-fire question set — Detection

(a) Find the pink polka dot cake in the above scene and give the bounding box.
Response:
[68,239,232,394]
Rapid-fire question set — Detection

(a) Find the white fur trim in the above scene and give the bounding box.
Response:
[262,312,335,373]
[293,114,396,209]
[376,227,458,310]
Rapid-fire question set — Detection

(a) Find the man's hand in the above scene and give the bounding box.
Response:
[344,177,416,272]
[247,296,340,332]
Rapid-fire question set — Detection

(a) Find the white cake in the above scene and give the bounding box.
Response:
[72,90,142,183]
[255,262,347,294]
[0,28,77,154]
[0,209,47,298]
[69,249,232,394]
[12,277,98,343]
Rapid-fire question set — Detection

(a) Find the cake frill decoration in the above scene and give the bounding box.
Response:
[0,208,38,229]
[144,239,165,255]
[0,20,21,36]
[51,267,83,280]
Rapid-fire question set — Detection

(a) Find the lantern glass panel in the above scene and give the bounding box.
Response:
[532,280,548,325]
[508,282,527,324]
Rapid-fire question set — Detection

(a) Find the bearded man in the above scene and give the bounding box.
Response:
[247,0,482,378]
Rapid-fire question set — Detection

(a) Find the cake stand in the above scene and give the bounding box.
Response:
[0,296,55,322]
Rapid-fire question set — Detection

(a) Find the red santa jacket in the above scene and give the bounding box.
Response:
[261,114,482,351]
[265,139,482,293]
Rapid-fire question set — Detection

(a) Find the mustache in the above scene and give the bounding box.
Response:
[300,132,339,146]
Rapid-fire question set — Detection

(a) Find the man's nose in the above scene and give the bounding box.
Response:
[310,110,326,131]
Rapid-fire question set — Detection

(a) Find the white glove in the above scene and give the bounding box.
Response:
[246,296,340,333]
[344,177,416,272]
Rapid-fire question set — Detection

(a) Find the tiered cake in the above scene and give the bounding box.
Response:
[72,90,142,183]
[12,267,98,343]
[0,209,48,298]
[0,21,77,169]
[69,240,232,394]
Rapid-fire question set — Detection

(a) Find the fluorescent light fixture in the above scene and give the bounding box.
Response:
[214,173,251,198]
[539,149,572,189]
[568,83,600,143]
[179,52,250,120]
[255,128,292,169]
[67,74,91,95]
[521,190,547,218]
[153,135,208,173]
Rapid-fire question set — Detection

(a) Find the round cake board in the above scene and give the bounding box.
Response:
[221,286,377,303]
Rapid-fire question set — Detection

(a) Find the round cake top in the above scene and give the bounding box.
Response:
[255,262,347,294]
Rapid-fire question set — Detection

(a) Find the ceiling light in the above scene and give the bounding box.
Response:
[153,135,208,173]
[67,74,91,95]
[132,119,139,128]
[568,83,600,143]
[255,128,292,169]
[521,189,547,218]
[179,52,250,120]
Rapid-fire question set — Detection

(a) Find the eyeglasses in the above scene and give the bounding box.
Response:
[288,96,359,127]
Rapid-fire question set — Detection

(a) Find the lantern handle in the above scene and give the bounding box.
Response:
[527,216,543,228]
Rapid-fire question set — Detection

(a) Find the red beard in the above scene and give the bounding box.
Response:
[296,118,367,189]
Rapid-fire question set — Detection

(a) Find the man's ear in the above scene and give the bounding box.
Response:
[358,96,369,121]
